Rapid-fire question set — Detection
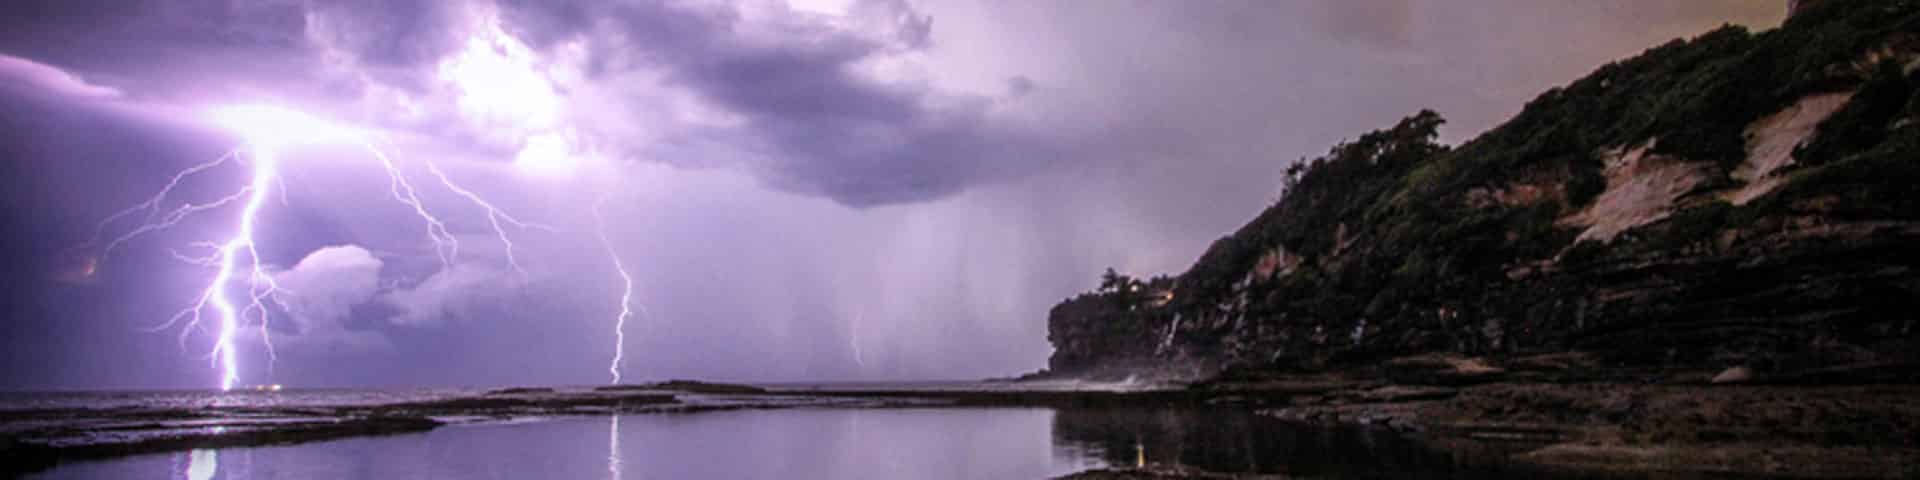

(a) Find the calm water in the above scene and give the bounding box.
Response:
[0,388,491,411]
[26,406,1558,480]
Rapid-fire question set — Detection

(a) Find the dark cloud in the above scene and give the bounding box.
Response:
[0,0,1058,207]
[1005,76,1035,97]
[0,0,1789,209]
[0,0,1792,388]
[308,0,463,68]
[494,0,597,50]
[0,0,317,98]
[1315,0,1417,49]
[495,0,1052,205]
[0,55,120,99]
[852,0,937,49]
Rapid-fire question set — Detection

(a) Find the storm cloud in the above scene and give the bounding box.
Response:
[0,0,1786,388]
[0,0,1061,206]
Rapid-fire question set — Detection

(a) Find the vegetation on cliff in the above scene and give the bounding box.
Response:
[1047,0,1920,379]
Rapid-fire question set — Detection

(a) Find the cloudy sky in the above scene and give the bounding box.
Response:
[0,0,1782,389]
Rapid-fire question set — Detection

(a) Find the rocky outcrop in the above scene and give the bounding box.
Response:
[1040,0,1920,382]
[1724,92,1856,204]
[1557,140,1718,242]
[1790,0,1830,19]
[1045,293,1213,380]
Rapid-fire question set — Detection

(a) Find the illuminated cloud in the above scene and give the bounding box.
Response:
[382,262,520,327]
[0,0,1053,206]
[0,54,119,98]
[269,245,392,353]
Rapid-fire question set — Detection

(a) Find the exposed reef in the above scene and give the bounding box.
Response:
[1211,354,1920,478]
[596,379,769,394]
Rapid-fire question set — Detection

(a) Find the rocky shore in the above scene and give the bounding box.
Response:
[1172,353,1920,478]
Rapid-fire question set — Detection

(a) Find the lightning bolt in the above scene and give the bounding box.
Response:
[360,143,552,279]
[159,143,279,391]
[81,105,558,391]
[359,145,460,270]
[850,310,866,370]
[593,194,635,385]
[71,150,237,262]
[423,159,558,279]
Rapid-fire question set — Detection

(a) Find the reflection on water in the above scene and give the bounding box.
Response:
[35,407,1567,479]
[185,449,216,480]
[607,415,622,480]
[1051,408,1554,478]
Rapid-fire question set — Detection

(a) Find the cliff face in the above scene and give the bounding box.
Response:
[1044,0,1920,381]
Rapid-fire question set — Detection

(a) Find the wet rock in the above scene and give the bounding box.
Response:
[597,380,767,394]
[3,415,443,477]
[484,387,555,396]
[1711,366,1756,384]
[1383,355,1507,386]
[1055,466,1291,479]
[1517,443,1920,478]
[1356,385,1458,403]
[372,391,677,416]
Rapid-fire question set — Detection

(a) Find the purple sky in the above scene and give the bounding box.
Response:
[0,0,1783,389]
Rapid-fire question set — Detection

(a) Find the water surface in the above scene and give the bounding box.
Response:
[33,409,1088,479]
[28,405,1574,479]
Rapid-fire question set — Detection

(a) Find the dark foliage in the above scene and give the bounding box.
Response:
[1048,0,1920,376]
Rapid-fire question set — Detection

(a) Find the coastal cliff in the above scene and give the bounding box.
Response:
[1041,0,1920,383]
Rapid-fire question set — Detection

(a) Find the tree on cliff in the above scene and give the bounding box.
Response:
[1098,268,1151,308]
[1098,268,1142,294]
